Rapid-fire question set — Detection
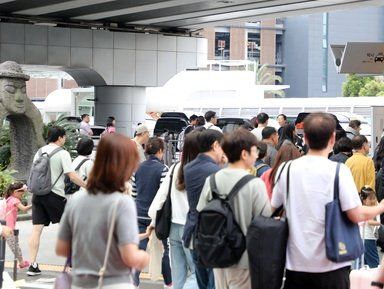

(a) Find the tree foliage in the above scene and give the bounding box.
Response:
[342,74,384,97]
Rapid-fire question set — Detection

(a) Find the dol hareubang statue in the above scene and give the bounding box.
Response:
[0,61,45,180]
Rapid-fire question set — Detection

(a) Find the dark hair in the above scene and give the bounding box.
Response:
[257,141,268,160]
[360,186,376,202]
[222,129,257,163]
[276,123,295,150]
[145,137,164,155]
[250,116,258,128]
[189,114,198,122]
[256,113,269,125]
[277,114,287,121]
[374,136,384,171]
[81,114,89,120]
[204,110,217,122]
[351,135,368,150]
[349,120,361,129]
[4,182,24,199]
[87,133,138,194]
[334,137,352,154]
[176,130,201,191]
[106,116,115,127]
[196,116,205,126]
[269,142,301,187]
[47,126,66,143]
[262,126,277,140]
[199,129,223,153]
[304,113,336,150]
[76,137,94,156]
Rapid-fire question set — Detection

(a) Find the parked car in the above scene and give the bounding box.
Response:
[153,116,189,137]
[62,116,104,147]
[216,118,254,133]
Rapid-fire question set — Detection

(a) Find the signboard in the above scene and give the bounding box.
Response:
[218,40,225,48]
[331,42,384,74]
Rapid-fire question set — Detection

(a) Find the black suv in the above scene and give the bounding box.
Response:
[153,116,189,137]
[216,118,254,133]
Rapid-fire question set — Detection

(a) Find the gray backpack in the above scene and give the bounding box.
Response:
[27,147,63,196]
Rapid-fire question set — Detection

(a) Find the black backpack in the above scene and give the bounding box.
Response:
[64,159,89,195]
[194,173,255,268]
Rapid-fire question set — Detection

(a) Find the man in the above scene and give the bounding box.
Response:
[345,120,361,140]
[277,114,288,137]
[28,126,86,276]
[79,114,93,136]
[183,129,225,289]
[251,112,269,141]
[345,135,375,191]
[177,114,198,151]
[203,111,222,132]
[133,124,150,163]
[261,126,278,166]
[272,113,384,289]
[197,129,270,289]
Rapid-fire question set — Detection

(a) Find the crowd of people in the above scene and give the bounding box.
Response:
[2,111,384,289]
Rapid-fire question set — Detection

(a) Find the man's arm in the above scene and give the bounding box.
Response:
[346,201,384,223]
[67,172,86,188]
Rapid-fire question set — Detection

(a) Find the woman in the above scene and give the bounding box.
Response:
[103,116,116,135]
[148,131,202,289]
[276,123,296,150]
[261,142,301,199]
[56,133,149,289]
[131,137,172,288]
[329,137,353,164]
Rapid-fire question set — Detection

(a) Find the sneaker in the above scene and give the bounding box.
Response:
[164,284,173,289]
[27,263,41,276]
[19,260,30,269]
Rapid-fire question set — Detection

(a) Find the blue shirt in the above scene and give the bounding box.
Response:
[132,155,168,218]
[182,153,220,247]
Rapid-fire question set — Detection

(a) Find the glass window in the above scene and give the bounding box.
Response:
[247,32,260,61]
[215,32,230,60]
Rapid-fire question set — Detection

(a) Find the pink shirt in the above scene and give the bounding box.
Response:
[5,196,20,229]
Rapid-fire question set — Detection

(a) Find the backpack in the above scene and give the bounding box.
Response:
[255,163,268,177]
[194,173,255,268]
[64,158,90,195]
[27,147,63,196]
[376,168,383,202]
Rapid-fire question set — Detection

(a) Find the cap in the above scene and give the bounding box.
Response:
[0,61,30,81]
[136,124,149,135]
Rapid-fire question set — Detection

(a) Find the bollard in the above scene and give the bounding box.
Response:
[0,220,6,289]
[13,229,19,281]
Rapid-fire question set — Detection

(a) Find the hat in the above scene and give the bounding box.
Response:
[0,61,30,81]
[136,124,149,135]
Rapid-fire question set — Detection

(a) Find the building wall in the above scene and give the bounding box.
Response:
[229,28,246,60]
[284,6,384,98]
[0,23,208,87]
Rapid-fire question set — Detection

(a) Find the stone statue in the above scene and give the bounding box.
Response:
[0,61,45,180]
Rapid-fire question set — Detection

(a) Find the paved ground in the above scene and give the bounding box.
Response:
[2,220,163,289]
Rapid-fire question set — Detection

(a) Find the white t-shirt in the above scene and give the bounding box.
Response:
[71,155,93,181]
[204,122,222,133]
[33,144,73,198]
[251,127,264,141]
[271,156,362,273]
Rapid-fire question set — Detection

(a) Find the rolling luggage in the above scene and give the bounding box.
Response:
[350,266,378,289]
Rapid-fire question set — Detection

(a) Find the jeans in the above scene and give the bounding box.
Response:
[169,223,197,289]
[133,219,172,286]
[191,250,215,289]
[364,239,380,268]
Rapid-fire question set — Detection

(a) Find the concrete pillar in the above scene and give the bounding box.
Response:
[230,28,246,60]
[260,19,277,83]
[95,86,147,137]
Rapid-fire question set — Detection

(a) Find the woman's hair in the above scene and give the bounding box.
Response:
[276,123,295,150]
[145,137,164,155]
[76,137,94,156]
[374,136,384,171]
[360,186,376,202]
[196,116,205,126]
[4,182,24,199]
[87,133,138,194]
[257,141,268,160]
[269,142,301,187]
[176,130,202,191]
[333,137,352,155]
[106,116,115,127]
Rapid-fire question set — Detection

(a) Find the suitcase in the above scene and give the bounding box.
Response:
[350,266,378,289]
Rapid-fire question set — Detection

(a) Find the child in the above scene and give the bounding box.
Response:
[4,182,32,269]
[360,186,381,268]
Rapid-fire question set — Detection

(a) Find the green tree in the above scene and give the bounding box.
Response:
[342,74,373,97]
[358,79,384,96]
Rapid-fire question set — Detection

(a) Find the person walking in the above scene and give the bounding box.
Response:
[28,126,86,276]
[131,137,172,288]
[203,111,222,132]
[183,129,225,289]
[251,113,269,141]
[329,137,353,164]
[102,116,116,135]
[71,138,94,188]
[261,126,278,167]
[56,133,149,289]
[345,120,361,140]
[79,114,93,136]
[149,131,202,289]
[197,129,271,289]
[132,124,150,163]
[271,113,384,289]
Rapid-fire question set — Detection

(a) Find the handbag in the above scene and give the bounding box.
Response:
[54,198,134,289]
[155,163,178,240]
[325,163,364,262]
[247,161,291,289]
